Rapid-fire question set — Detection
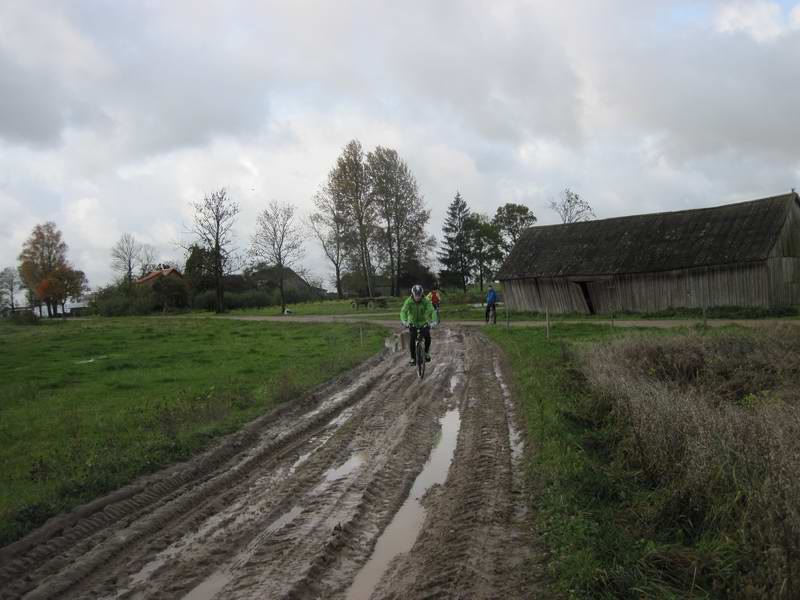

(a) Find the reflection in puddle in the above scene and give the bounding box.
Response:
[345,409,461,600]
[324,453,366,481]
[312,452,367,495]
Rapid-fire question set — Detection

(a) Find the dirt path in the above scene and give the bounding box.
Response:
[220,313,798,329]
[0,327,547,600]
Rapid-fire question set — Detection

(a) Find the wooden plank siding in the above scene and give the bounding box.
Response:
[505,262,774,314]
[501,194,800,314]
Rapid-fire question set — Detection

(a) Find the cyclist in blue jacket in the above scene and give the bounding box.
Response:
[485,285,498,323]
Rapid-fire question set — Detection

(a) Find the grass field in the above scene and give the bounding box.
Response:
[488,322,800,598]
[230,296,799,323]
[0,317,387,546]
[229,298,404,317]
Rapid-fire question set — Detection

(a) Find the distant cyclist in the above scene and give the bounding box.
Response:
[485,285,498,323]
[400,284,435,367]
[427,286,441,325]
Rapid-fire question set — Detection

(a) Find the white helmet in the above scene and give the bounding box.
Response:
[411,284,424,300]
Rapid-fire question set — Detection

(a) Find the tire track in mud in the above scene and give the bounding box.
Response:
[1,327,548,600]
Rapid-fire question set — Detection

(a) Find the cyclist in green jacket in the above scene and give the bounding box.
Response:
[400,284,435,367]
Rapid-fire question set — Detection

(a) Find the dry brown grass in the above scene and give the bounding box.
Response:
[579,325,800,598]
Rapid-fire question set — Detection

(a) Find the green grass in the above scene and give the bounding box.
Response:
[0,317,387,546]
[486,323,710,599]
[228,298,404,317]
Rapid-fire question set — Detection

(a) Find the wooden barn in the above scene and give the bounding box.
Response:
[498,192,800,314]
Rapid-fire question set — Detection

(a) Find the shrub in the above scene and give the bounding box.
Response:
[578,326,800,596]
[92,284,156,316]
[10,311,39,326]
[191,289,277,311]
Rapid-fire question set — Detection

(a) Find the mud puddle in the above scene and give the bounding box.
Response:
[344,408,461,600]
[494,358,524,462]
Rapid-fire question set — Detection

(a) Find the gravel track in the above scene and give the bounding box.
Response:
[0,327,546,600]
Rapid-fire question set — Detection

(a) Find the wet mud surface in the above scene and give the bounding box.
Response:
[0,327,546,599]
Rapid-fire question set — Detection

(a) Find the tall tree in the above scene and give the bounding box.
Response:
[438,192,471,292]
[308,184,346,298]
[190,188,240,313]
[367,146,430,296]
[329,140,377,297]
[50,267,89,314]
[139,244,159,277]
[0,267,21,311]
[110,233,142,287]
[183,244,215,294]
[465,214,503,291]
[549,188,595,224]
[492,203,537,254]
[18,222,69,317]
[250,200,305,314]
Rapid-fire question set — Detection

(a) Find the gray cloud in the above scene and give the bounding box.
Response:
[1,1,799,289]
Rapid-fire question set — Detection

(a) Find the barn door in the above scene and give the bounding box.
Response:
[577,281,596,314]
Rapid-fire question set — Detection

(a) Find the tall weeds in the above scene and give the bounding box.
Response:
[579,325,800,597]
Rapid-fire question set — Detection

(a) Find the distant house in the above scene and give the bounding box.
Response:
[135,267,183,287]
[242,265,326,299]
[498,192,800,314]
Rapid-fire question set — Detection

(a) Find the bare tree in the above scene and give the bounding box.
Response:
[549,188,595,224]
[329,140,377,297]
[0,267,21,311]
[190,188,240,313]
[111,233,142,286]
[367,146,431,296]
[139,244,159,276]
[250,200,305,314]
[308,184,346,298]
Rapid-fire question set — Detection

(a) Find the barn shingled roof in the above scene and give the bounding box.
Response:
[499,192,798,279]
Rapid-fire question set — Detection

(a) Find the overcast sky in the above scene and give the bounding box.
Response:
[2,0,799,291]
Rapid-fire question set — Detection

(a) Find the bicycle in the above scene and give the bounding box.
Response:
[414,326,427,379]
[485,303,497,324]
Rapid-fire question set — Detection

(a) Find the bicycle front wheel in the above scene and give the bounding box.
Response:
[416,340,425,379]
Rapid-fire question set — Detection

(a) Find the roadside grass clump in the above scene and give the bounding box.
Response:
[0,317,387,546]
[578,325,800,597]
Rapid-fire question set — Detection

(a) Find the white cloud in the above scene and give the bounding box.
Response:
[1,1,799,290]
[714,1,799,41]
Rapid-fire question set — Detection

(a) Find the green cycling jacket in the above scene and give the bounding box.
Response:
[400,296,435,327]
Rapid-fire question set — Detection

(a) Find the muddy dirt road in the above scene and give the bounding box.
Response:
[0,327,544,599]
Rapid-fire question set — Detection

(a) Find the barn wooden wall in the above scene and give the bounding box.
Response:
[504,262,776,314]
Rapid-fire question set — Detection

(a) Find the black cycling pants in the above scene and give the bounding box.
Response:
[485,303,497,322]
[409,325,431,359]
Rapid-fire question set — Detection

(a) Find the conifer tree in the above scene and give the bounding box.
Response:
[437,192,471,292]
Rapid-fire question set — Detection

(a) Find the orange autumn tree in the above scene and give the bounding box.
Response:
[18,222,86,316]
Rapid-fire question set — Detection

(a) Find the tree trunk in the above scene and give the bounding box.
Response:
[279,266,286,314]
[395,232,403,298]
[335,265,343,299]
[215,245,224,313]
[361,241,374,297]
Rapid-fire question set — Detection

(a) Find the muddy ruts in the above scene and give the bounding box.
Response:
[0,350,389,600]
[372,332,536,600]
[1,328,545,600]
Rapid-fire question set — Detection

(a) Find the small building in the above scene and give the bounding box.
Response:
[498,192,800,314]
[135,267,183,287]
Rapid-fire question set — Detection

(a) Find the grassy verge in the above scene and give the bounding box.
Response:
[0,317,387,546]
[488,323,800,598]
[486,323,685,598]
[227,298,404,317]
